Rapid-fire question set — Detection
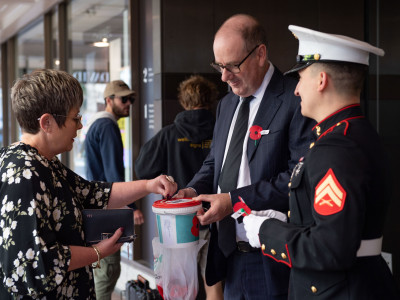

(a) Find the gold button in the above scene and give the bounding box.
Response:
[311,286,317,293]
[314,53,321,61]
[271,249,276,255]
[281,253,287,259]
[336,122,341,126]
[315,126,321,136]
[288,211,291,218]
[288,182,292,188]
[261,244,265,251]
[309,142,315,149]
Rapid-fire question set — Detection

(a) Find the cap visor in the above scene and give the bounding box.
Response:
[284,62,314,75]
[114,90,136,97]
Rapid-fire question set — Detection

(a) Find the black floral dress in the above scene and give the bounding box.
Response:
[0,143,112,299]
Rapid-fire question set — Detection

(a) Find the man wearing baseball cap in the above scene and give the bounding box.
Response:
[243,26,400,299]
[85,80,144,299]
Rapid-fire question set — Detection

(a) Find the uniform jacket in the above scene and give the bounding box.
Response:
[135,109,215,190]
[187,68,314,296]
[259,104,400,299]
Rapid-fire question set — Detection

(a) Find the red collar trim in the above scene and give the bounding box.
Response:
[312,104,361,131]
[317,116,364,141]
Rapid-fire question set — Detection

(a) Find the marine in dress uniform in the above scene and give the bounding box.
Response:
[243,25,400,299]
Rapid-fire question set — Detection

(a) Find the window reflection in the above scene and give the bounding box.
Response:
[17,17,45,77]
[68,0,131,180]
[52,9,60,70]
[0,48,2,147]
[17,17,45,140]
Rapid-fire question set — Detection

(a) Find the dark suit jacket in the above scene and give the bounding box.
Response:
[187,68,314,297]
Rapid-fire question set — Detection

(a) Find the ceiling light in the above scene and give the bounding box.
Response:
[93,38,109,47]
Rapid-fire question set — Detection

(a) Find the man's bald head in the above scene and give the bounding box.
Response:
[215,14,267,52]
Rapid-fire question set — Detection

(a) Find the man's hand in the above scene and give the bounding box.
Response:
[134,209,144,225]
[173,188,197,199]
[147,175,177,198]
[194,193,232,225]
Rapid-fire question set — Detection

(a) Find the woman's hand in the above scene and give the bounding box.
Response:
[94,227,124,259]
[146,175,177,199]
[68,227,124,271]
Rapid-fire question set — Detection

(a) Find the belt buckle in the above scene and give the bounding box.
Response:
[237,241,252,253]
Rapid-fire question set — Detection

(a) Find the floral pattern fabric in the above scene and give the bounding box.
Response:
[0,143,112,299]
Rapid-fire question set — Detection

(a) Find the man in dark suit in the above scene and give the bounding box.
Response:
[175,14,313,299]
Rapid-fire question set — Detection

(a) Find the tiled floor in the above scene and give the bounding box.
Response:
[111,289,125,300]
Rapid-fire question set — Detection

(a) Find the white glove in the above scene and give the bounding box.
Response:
[243,214,267,248]
[243,210,287,248]
[252,209,287,222]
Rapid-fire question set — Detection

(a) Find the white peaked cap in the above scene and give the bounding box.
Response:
[285,25,385,74]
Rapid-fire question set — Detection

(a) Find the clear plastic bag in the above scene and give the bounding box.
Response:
[153,237,206,300]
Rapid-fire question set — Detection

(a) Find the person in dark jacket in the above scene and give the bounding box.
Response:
[135,75,217,190]
[135,74,223,299]
[243,25,400,299]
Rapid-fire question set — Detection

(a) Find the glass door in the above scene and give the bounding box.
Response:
[67,0,132,180]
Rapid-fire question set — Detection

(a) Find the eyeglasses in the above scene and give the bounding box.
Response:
[52,114,82,125]
[210,44,261,74]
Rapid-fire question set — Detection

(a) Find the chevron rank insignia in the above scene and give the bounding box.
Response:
[314,168,346,215]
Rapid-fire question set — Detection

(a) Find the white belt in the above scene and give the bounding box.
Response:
[356,236,382,257]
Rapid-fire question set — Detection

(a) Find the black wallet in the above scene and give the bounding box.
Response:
[82,209,136,245]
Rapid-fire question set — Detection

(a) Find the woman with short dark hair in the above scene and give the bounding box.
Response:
[0,69,177,299]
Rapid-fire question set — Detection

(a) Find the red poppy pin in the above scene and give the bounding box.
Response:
[249,125,263,145]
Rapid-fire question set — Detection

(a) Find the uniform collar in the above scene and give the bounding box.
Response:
[312,104,363,139]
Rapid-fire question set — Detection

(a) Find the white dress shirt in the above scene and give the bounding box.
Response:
[218,63,275,242]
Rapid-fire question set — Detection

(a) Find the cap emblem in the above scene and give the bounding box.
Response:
[297,54,321,63]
